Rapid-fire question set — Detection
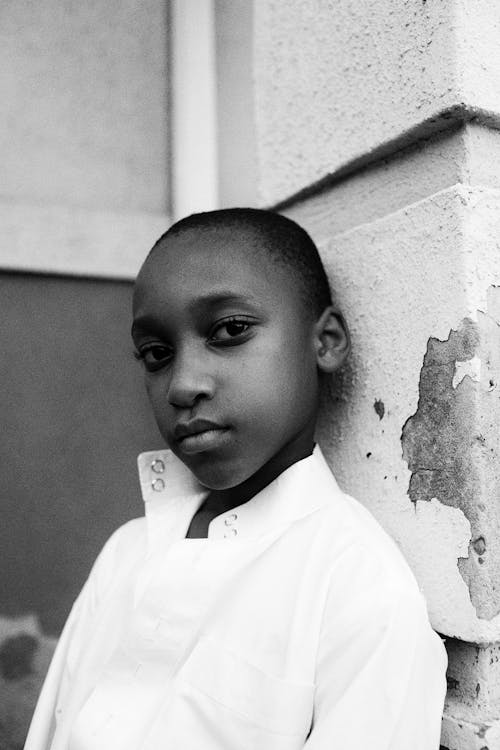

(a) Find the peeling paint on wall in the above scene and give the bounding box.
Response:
[401,317,480,510]
[401,288,500,620]
[374,399,385,420]
[452,355,481,389]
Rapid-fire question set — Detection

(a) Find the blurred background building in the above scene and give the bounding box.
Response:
[2,2,500,748]
[0,3,255,746]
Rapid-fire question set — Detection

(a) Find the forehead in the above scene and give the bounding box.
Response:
[133,227,303,316]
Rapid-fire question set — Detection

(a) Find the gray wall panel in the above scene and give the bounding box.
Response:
[0,273,162,635]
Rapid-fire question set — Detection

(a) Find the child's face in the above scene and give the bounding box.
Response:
[132,227,325,489]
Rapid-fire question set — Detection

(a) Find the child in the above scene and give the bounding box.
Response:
[26,208,447,749]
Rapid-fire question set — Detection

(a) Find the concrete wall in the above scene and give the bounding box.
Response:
[254,1,500,747]
[0,2,169,747]
[0,0,169,278]
[255,0,500,207]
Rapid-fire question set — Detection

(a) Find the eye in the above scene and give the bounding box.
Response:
[134,344,173,372]
[209,318,252,343]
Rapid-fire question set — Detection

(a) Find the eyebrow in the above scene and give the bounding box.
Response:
[187,291,255,311]
[131,291,257,339]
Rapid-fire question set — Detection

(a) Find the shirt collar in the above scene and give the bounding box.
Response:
[137,444,342,545]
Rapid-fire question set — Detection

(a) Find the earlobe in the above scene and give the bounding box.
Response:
[315,306,350,373]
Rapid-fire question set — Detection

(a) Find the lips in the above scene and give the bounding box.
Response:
[174,418,226,440]
[173,418,230,454]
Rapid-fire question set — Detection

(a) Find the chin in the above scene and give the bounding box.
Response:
[186,454,257,491]
[190,465,245,491]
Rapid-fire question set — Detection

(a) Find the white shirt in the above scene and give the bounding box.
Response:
[26,445,447,750]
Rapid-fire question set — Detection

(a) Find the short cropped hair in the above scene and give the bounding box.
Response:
[149,208,333,318]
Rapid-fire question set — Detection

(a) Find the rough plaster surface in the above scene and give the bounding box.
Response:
[305,184,500,643]
[254,1,500,206]
[0,616,55,750]
[441,710,500,750]
[283,126,465,239]
[446,639,500,722]
[283,124,500,241]
[457,1,500,116]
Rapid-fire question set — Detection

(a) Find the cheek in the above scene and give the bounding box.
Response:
[145,377,160,407]
[144,377,172,426]
[263,332,316,384]
[231,337,317,416]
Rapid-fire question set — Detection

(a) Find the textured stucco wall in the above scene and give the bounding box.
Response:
[304,180,500,645]
[254,0,500,207]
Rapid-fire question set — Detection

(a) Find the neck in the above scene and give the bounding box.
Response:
[204,431,315,517]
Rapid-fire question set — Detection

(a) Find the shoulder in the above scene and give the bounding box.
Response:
[58,517,148,669]
[305,450,416,588]
[339,493,415,585]
[309,490,448,743]
[95,516,147,563]
[312,495,442,656]
[300,460,424,620]
[85,516,147,598]
[307,481,439,644]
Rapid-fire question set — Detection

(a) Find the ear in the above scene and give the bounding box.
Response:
[314,306,350,374]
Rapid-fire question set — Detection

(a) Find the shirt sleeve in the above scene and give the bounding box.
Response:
[24,518,145,750]
[304,551,448,750]
[24,583,89,750]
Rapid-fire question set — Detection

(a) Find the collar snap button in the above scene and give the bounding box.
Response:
[151,478,165,492]
[151,459,165,474]
[224,513,238,525]
[224,527,238,538]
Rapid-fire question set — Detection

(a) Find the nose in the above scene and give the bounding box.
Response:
[166,346,216,408]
